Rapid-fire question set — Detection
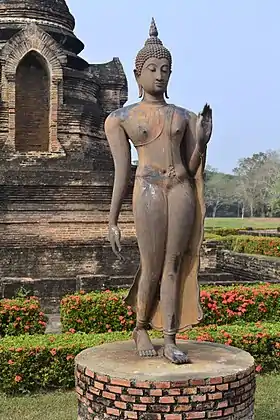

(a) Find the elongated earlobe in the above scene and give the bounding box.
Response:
[164,89,169,99]
[138,84,144,98]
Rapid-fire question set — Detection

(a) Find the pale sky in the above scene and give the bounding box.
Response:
[67,0,280,173]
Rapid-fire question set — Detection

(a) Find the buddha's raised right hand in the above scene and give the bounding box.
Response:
[108,224,125,261]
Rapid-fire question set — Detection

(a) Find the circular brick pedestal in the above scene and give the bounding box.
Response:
[75,340,255,420]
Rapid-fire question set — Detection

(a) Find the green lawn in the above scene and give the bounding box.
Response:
[205,217,280,229]
[0,374,279,420]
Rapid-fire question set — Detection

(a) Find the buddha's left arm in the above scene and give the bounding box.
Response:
[184,111,207,177]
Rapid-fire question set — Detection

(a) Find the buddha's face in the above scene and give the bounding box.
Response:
[136,57,171,97]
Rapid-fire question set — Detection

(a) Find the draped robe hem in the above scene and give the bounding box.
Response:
[125,154,206,333]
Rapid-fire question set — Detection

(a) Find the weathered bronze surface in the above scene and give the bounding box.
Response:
[105,18,213,365]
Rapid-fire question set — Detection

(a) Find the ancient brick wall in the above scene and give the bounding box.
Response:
[217,250,280,283]
[199,241,219,272]
[238,230,280,238]
[15,52,50,152]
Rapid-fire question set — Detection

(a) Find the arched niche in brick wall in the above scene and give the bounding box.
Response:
[0,23,67,154]
[15,51,50,152]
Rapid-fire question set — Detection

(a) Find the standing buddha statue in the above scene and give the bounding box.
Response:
[105,18,213,364]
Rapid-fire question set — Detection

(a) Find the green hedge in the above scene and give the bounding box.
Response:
[204,228,242,236]
[204,233,280,258]
[0,296,48,337]
[217,235,280,258]
[0,322,279,394]
[60,284,280,334]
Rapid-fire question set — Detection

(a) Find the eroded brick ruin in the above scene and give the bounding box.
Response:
[0,0,137,309]
[1,2,271,311]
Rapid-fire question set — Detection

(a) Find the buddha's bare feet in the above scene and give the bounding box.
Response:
[133,328,157,357]
[163,343,189,365]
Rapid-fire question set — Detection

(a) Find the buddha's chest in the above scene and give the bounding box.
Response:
[124,105,188,147]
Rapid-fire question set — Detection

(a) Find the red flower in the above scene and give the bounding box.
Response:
[15,375,22,383]
[255,365,262,373]
[8,360,14,365]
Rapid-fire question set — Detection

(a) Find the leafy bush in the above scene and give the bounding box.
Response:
[178,322,280,374]
[0,322,278,394]
[204,228,241,236]
[218,235,280,257]
[0,296,48,337]
[60,290,134,334]
[204,232,280,257]
[204,233,223,241]
[60,285,280,334]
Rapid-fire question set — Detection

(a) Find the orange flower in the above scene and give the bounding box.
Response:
[15,375,22,382]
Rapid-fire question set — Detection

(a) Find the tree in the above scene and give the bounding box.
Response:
[233,150,280,217]
[263,151,280,216]
[204,167,237,217]
[233,152,269,217]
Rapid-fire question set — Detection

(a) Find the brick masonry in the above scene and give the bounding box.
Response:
[217,250,280,283]
[75,362,255,419]
[0,0,129,301]
[0,1,127,159]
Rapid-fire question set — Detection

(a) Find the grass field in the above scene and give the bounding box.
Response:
[205,217,280,229]
[0,374,279,420]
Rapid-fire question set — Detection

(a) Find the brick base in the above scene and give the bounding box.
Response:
[75,340,256,419]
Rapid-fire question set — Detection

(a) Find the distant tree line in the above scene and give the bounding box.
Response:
[132,149,280,218]
[205,150,280,218]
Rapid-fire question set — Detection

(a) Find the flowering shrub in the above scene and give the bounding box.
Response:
[201,284,280,325]
[60,284,280,334]
[0,322,278,394]
[60,290,134,334]
[179,322,280,374]
[217,235,280,257]
[0,296,48,337]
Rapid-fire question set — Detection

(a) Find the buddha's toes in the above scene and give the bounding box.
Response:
[133,328,157,357]
[163,343,189,364]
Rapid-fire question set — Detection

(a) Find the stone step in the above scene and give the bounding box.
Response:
[45,313,62,335]
[199,271,235,284]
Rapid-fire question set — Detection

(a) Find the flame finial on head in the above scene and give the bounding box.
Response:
[149,17,158,37]
[135,17,172,76]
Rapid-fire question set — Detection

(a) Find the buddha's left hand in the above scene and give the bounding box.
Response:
[196,103,213,150]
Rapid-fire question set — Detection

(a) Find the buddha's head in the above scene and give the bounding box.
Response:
[134,18,172,99]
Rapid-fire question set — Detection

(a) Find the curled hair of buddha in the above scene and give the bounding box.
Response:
[135,17,172,77]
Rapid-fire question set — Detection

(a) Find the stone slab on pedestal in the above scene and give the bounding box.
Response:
[75,340,256,420]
